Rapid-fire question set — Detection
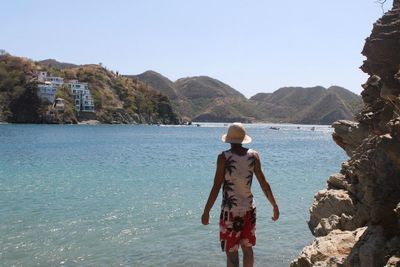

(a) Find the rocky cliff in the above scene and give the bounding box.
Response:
[291,2,400,266]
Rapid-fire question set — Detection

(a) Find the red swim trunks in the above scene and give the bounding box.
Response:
[219,208,256,252]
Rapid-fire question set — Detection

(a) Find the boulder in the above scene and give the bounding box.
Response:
[309,189,357,236]
[290,227,367,267]
[327,173,349,190]
[332,120,368,156]
[386,256,400,267]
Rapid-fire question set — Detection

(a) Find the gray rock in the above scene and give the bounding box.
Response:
[293,1,400,265]
[309,189,356,236]
[291,228,367,267]
[332,120,368,157]
[327,173,349,190]
[385,256,400,267]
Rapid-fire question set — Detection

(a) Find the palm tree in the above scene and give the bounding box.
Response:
[224,156,236,175]
[222,192,238,210]
[222,179,237,209]
[223,180,235,193]
[246,171,253,186]
[248,155,256,168]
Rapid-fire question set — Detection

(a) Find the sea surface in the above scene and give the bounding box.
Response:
[0,123,347,267]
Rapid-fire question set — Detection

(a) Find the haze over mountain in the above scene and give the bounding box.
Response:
[132,70,363,124]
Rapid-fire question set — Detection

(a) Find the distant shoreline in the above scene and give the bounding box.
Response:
[0,121,334,127]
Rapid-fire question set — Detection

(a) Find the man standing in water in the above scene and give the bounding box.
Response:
[202,123,279,267]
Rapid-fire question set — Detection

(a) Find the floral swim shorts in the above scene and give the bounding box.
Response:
[219,208,256,252]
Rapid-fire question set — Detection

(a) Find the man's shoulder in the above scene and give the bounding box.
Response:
[247,148,259,155]
[217,152,227,160]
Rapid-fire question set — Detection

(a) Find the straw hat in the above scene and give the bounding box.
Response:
[221,122,252,144]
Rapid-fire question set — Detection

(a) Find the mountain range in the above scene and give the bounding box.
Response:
[0,55,179,124]
[130,71,363,124]
[0,53,362,125]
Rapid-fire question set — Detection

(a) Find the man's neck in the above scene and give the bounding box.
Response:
[230,144,247,155]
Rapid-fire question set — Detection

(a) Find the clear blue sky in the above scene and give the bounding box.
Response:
[0,0,392,98]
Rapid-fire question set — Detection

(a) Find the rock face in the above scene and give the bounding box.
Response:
[291,227,367,267]
[291,2,400,266]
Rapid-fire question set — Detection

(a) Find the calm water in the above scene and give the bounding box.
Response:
[0,123,346,267]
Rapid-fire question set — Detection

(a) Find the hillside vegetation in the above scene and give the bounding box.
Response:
[0,53,362,125]
[250,86,363,124]
[0,54,180,124]
[133,70,363,124]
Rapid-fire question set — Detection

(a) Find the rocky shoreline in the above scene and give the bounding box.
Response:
[291,2,400,266]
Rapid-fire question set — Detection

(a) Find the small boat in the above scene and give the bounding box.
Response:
[311,127,315,131]
[270,126,280,130]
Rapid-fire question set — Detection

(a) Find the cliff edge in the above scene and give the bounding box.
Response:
[291,2,400,266]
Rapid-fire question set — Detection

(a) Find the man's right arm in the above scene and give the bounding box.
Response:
[201,153,225,225]
[254,153,279,221]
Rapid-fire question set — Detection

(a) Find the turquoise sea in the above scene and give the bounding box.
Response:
[0,123,346,267]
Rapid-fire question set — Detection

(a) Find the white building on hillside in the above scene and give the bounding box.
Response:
[37,71,64,85]
[36,71,95,113]
[46,76,64,86]
[37,71,48,82]
[37,81,58,103]
[37,71,64,103]
[66,80,95,112]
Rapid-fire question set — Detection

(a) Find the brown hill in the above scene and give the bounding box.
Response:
[126,71,364,124]
[250,86,362,124]
[132,71,256,122]
[132,71,361,124]
[174,76,253,121]
[38,59,80,70]
[127,71,178,100]
[0,55,179,124]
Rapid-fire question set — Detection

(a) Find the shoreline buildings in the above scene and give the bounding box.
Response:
[67,80,95,112]
[37,71,63,103]
[36,71,95,113]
